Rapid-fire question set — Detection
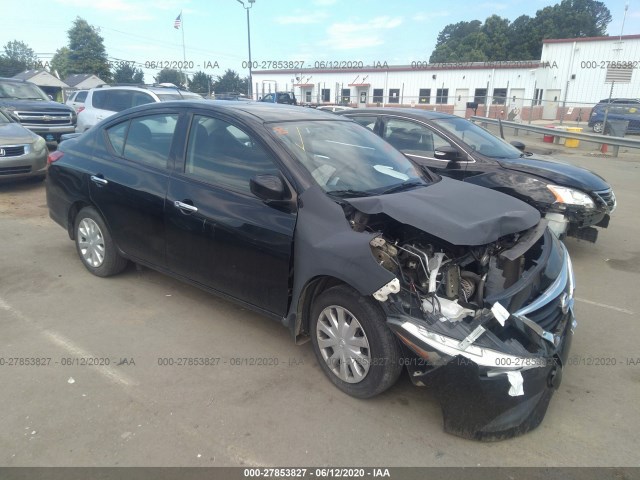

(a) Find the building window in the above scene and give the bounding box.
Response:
[534,88,543,106]
[388,88,400,103]
[435,88,448,104]
[321,88,330,102]
[493,88,507,104]
[341,88,351,104]
[373,89,383,103]
[474,88,487,104]
[419,88,430,104]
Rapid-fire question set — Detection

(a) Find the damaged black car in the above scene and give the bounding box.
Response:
[339,108,616,243]
[46,101,576,440]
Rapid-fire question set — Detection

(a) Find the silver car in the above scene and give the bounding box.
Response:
[0,110,48,181]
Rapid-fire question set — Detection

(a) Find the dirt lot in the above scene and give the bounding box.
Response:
[0,150,638,467]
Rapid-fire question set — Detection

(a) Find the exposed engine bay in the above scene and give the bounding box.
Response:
[346,206,546,332]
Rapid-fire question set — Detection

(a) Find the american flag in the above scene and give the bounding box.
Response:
[174,13,182,29]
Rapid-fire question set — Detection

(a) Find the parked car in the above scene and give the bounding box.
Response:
[0,109,48,181]
[339,108,616,243]
[76,84,202,132]
[0,77,76,143]
[47,101,576,440]
[65,89,89,112]
[316,105,354,113]
[588,98,640,133]
[259,91,297,105]
[213,92,252,101]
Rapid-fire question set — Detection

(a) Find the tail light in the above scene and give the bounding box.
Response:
[77,106,85,113]
[47,151,64,164]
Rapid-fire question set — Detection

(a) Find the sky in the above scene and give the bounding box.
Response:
[2,0,639,83]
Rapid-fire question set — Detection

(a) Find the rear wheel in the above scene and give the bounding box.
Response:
[310,285,402,398]
[74,207,128,277]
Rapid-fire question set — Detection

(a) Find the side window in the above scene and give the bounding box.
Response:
[106,121,129,156]
[185,115,281,194]
[92,90,108,109]
[346,115,377,131]
[122,114,178,168]
[382,119,453,159]
[131,91,155,107]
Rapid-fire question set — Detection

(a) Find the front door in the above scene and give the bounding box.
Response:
[508,88,525,121]
[454,88,469,117]
[543,89,561,120]
[165,112,297,315]
[379,117,474,181]
[358,89,368,108]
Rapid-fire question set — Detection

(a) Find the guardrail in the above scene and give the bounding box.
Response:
[469,116,640,157]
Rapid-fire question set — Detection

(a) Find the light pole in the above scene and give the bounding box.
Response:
[237,0,255,99]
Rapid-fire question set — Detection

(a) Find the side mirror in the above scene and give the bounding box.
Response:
[510,140,526,152]
[433,145,461,161]
[250,174,286,201]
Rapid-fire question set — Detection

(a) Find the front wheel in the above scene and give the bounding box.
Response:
[74,207,128,277]
[592,121,604,133]
[310,285,403,398]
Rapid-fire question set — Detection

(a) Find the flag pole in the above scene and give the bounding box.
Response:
[181,10,186,62]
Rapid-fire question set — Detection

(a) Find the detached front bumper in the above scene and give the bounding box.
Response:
[386,241,576,441]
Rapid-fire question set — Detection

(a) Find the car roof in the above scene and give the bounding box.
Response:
[338,108,456,121]
[123,100,345,122]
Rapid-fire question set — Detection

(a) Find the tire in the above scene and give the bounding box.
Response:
[592,121,603,133]
[74,207,128,277]
[310,285,403,398]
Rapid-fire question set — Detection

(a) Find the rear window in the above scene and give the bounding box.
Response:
[75,91,87,102]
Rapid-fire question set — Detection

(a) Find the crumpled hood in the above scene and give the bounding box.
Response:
[498,156,610,192]
[0,122,39,144]
[346,177,540,246]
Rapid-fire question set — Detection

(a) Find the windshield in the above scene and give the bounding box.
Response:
[0,81,49,100]
[270,120,429,196]
[0,110,10,123]
[433,117,522,159]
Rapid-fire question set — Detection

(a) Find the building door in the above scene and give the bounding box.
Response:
[357,88,368,108]
[454,88,469,117]
[508,88,525,121]
[543,89,561,120]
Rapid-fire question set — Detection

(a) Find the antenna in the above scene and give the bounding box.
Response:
[620,2,629,40]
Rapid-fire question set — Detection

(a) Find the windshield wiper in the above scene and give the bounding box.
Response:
[381,181,425,195]
[328,189,374,198]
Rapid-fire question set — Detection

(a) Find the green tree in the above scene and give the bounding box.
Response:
[155,68,186,86]
[113,63,144,84]
[62,17,112,81]
[0,40,39,77]
[212,69,248,94]
[429,0,612,62]
[50,47,73,79]
[188,71,213,95]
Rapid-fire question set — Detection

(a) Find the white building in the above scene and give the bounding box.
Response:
[251,34,640,121]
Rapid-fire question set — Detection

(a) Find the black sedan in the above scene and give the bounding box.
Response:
[47,101,576,440]
[338,108,616,243]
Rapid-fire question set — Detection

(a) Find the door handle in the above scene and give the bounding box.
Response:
[174,200,198,213]
[90,175,108,186]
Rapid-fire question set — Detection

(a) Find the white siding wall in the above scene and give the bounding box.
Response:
[252,37,640,117]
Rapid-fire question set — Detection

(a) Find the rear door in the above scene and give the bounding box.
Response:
[89,110,181,267]
[165,111,297,315]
